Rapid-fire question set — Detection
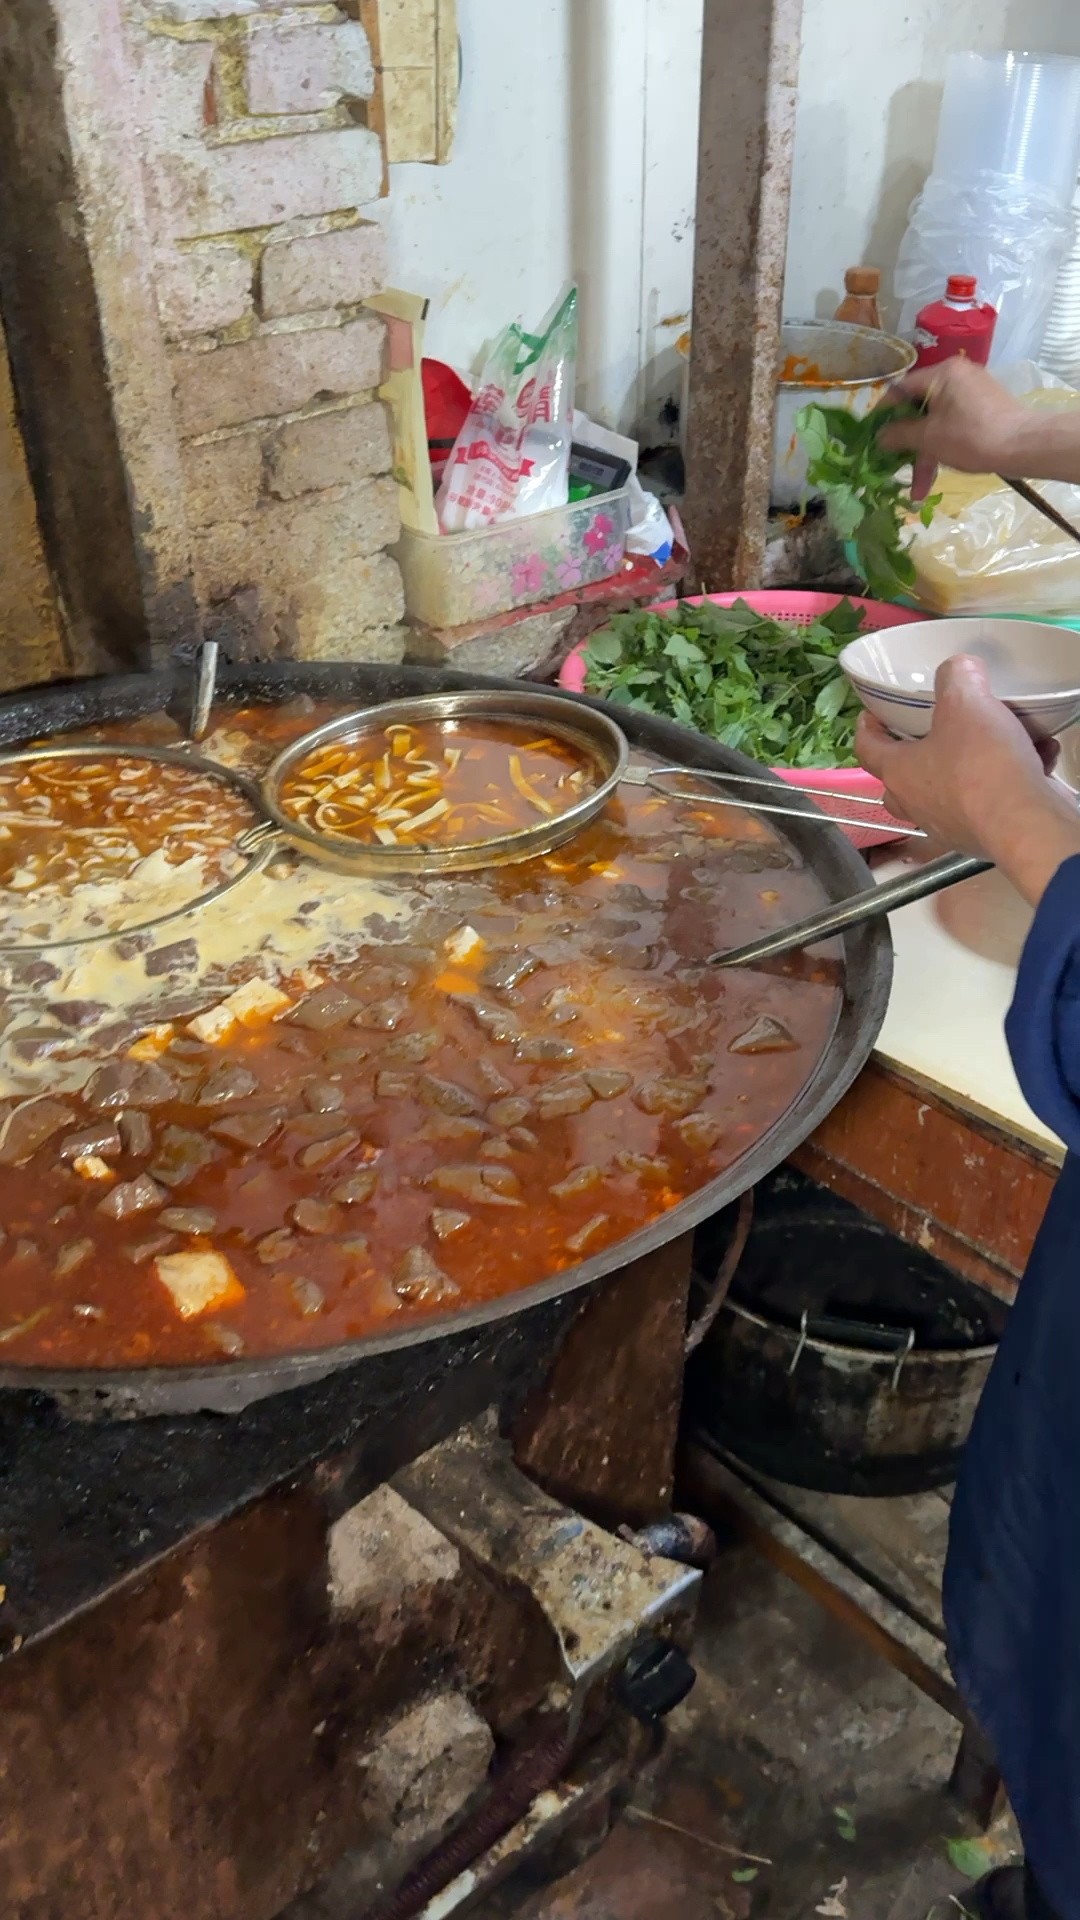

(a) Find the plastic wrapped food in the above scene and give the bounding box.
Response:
[909,363,1080,615]
[436,286,577,531]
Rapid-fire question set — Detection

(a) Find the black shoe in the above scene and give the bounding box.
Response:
[965,1867,1027,1920]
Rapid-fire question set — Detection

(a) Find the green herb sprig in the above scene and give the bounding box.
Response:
[797,401,939,602]
[581,596,867,768]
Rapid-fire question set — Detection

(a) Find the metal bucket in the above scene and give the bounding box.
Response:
[687,1174,1006,1495]
[773,320,917,509]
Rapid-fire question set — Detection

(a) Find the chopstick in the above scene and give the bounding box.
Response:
[1001,475,1080,547]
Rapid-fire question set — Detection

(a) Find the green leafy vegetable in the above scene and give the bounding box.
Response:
[946,1837,994,1879]
[834,1806,857,1844]
[731,1867,759,1884]
[796,401,940,603]
[581,596,866,768]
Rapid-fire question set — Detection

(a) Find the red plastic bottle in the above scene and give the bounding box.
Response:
[913,275,998,370]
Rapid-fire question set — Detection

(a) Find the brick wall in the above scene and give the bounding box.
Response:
[130,0,403,662]
[0,0,404,672]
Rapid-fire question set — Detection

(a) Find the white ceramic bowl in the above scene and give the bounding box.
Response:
[840,617,1080,740]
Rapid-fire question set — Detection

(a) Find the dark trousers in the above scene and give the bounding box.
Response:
[1026,1863,1064,1920]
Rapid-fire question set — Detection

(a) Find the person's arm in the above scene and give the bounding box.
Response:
[857,656,1080,908]
[876,358,1080,502]
[858,656,1080,1149]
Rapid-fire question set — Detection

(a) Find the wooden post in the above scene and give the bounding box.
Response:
[513,1237,694,1533]
[683,0,804,590]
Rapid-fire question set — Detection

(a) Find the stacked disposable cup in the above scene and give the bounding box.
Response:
[1040,178,1080,386]
[933,52,1080,204]
[895,52,1080,366]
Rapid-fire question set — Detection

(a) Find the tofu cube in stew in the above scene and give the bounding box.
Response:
[154,1248,245,1320]
[187,977,291,1045]
[187,1004,236,1046]
[226,978,292,1026]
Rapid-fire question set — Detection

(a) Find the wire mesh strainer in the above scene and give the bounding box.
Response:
[0,743,273,953]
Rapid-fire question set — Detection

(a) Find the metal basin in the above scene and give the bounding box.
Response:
[0,661,893,1415]
[773,319,917,509]
[687,1173,1006,1494]
[259,688,629,876]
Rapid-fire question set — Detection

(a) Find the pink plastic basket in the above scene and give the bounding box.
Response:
[558,590,929,849]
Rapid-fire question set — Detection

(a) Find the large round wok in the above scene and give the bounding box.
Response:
[0,661,892,1414]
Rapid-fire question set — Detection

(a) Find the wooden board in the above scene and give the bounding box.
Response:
[679,1442,960,1716]
[796,1059,1059,1300]
[711,1455,950,1639]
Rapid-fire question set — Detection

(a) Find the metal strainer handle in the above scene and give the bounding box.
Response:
[620,764,926,838]
[709,850,990,968]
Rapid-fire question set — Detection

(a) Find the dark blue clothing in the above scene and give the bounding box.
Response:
[945,854,1080,1920]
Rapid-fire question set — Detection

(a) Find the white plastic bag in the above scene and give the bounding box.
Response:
[625,481,675,564]
[909,361,1080,613]
[436,287,577,532]
[895,171,1074,367]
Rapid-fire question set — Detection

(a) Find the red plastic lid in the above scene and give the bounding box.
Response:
[946,274,978,298]
[422,359,471,445]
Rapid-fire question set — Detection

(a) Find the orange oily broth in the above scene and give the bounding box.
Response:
[279,717,599,849]
[0,703,840,1368]
[0,754,254,896]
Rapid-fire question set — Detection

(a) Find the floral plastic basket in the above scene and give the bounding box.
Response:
[396,488,632,628]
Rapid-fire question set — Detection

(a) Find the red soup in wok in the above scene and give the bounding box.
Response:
[0,699,841,1369]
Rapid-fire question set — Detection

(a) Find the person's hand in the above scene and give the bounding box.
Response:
[876,360,1034,502]
[855,654,1055,859]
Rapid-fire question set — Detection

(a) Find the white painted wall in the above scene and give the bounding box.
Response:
[362,0,703,441]
[366,0,1080,445]
[784,0,1080,327]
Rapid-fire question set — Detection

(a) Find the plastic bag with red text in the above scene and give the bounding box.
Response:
[435,286,577,533]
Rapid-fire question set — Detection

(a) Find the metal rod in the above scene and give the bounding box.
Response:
[1002,476,1080,547]
[654,790,915,834]
[189,640,220,742]
[708,850,990,967]
[622,765,926,837]
[627,766,895,808]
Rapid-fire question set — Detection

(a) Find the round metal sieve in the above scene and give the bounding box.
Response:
[0,743,274,952]
[259,688,630,876]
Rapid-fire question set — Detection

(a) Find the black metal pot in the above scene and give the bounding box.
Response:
[686,1172,1007,1495]
[0,662,892,1415]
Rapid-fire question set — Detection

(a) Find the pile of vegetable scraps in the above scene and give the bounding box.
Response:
[797,401,938,602]
[581,597,867,768]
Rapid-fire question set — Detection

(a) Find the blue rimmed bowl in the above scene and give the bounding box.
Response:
[840,615,1080,741]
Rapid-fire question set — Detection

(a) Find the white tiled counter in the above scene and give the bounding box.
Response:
[872,853,1064,1162]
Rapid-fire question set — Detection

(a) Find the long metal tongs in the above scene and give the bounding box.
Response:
[1003,476,1080,547]
[709,850,991,968]
[620,765,926,839]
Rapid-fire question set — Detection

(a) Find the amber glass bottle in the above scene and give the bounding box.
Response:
[835,268,882,329]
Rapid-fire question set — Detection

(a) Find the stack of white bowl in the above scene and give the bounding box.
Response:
[840,618,1080,742]
[1040,177,1080,386]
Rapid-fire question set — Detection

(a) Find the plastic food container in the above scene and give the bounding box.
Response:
[559,589,929,849]
[396,487,632,628]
